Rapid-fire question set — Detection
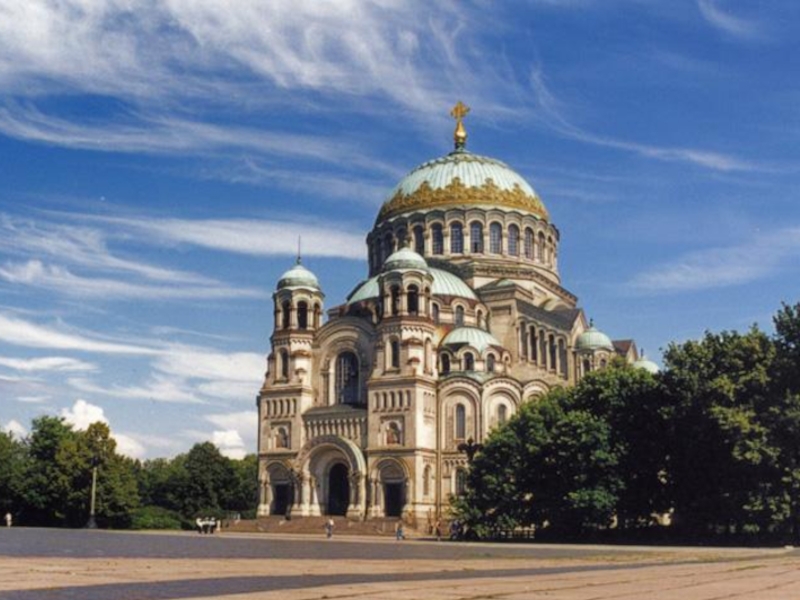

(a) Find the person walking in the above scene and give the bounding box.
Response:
[4,513,11,528]
[325,517,334,539]
[395,521,405,540]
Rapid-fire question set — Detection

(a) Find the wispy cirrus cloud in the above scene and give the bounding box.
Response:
[0,356,96,372]
[0,312,158,355]
[697,0,762,40]
[528,65,765,173]
[630,226,800,293]
[0,259,265,300]
[92,214,366,260]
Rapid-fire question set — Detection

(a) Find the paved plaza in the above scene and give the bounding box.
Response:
[0,528,798,599]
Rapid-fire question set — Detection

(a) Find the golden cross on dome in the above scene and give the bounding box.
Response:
[450,101,470,150]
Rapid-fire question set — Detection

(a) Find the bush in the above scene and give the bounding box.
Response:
[129,505,184,530]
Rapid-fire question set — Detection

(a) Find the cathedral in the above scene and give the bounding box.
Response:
[256,103,657,524]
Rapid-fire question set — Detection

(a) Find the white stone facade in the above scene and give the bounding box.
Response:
[256,140,642,525]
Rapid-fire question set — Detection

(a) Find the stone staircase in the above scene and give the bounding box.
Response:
[223,515,419,538]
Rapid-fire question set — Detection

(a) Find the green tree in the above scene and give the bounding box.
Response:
[0,431,27,519]
[661,327,781,537]
[179,442,236,516]
[455,389,622,538]
[21,416,78,526]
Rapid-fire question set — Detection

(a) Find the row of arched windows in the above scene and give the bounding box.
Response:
[278,300,322,330]
[369,219,557,273]
[440,351,496,374]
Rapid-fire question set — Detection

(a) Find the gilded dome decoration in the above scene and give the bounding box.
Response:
[376,151,548,223]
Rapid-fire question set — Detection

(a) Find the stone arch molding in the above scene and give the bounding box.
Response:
[294,434,367,477]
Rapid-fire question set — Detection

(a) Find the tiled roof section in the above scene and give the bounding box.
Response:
[347,267,477,304]
[516,300,581,331]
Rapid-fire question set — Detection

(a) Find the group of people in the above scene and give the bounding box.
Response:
[195,517,218,534]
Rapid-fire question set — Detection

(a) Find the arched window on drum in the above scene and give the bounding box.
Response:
[489,222,502,254]
[450,222,464,254]
[508,224,519,256]
[335,351,359,405]
[413,226,425,254]
[470,222,484,253]
[431,224,444,255]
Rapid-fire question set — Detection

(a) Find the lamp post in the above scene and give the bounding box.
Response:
[86,456,99,529]
[457,438,483,464]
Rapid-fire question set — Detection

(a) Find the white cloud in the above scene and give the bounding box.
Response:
[97,215,367,260]
[0,214,218,284]
[0,312,159,355]
[58,398,148,458]
[528,63,766,173]
[0,259,265,300]
[630,227,800,293]
[61,398,108,429]
[211,429,247,460]
[112,432,147,460]
[697,0,761,40]
[68,375,206,405]
[0,356,96,372]
[2,419,28,439]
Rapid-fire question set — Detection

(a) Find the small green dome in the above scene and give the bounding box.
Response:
[575,325,613,352]
[442,326,503,354]
[383,247,429,272]
[633,356,660,374]
[277,261,320,290]
[347,267,476,304]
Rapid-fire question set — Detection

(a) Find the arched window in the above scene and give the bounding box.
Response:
[583,358,591,375]
[424,338,432,373]
[455,404,466,439]
[384,232,395,258]
[281,300,291,330]
[497,404,507,426]
[279,349,289,380]
[463,352,475,371]
[450,222,464,254]
[423,465,431,496]
[537,231,546,262]
[275,427,289,448]
[390,338,400,369]
[489,222,502,254]
[335,351,359,404]
[524,227,534,259]
[413,226,425,254]
[508,225,519,256]
[386,422,401,445]
[432,303,440,325]
[390,285,400,316]
[431,224,444,255]
[486,354,495,372]
[470,222,483,253]
[455,305,465,327]
[455,468,467,495]
[441,353,451,374]
[407,285,419,315]
[297,301,308,329]
[549,333,557,370]
[477,310,484,328]
[396,228,407,247]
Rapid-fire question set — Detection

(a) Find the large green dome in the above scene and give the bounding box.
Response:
[376,150,548,223]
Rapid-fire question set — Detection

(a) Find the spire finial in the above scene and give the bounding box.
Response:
[450,101,470,150]
[296,236,302,265]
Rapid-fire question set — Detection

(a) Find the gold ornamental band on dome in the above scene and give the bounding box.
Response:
[450,101,470,150]
[376,177,550,222]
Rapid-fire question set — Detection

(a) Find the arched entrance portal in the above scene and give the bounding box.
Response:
[378,460,406,518]
[327,463,350,515]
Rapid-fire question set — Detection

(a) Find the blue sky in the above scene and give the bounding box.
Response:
[1,1,798,459]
